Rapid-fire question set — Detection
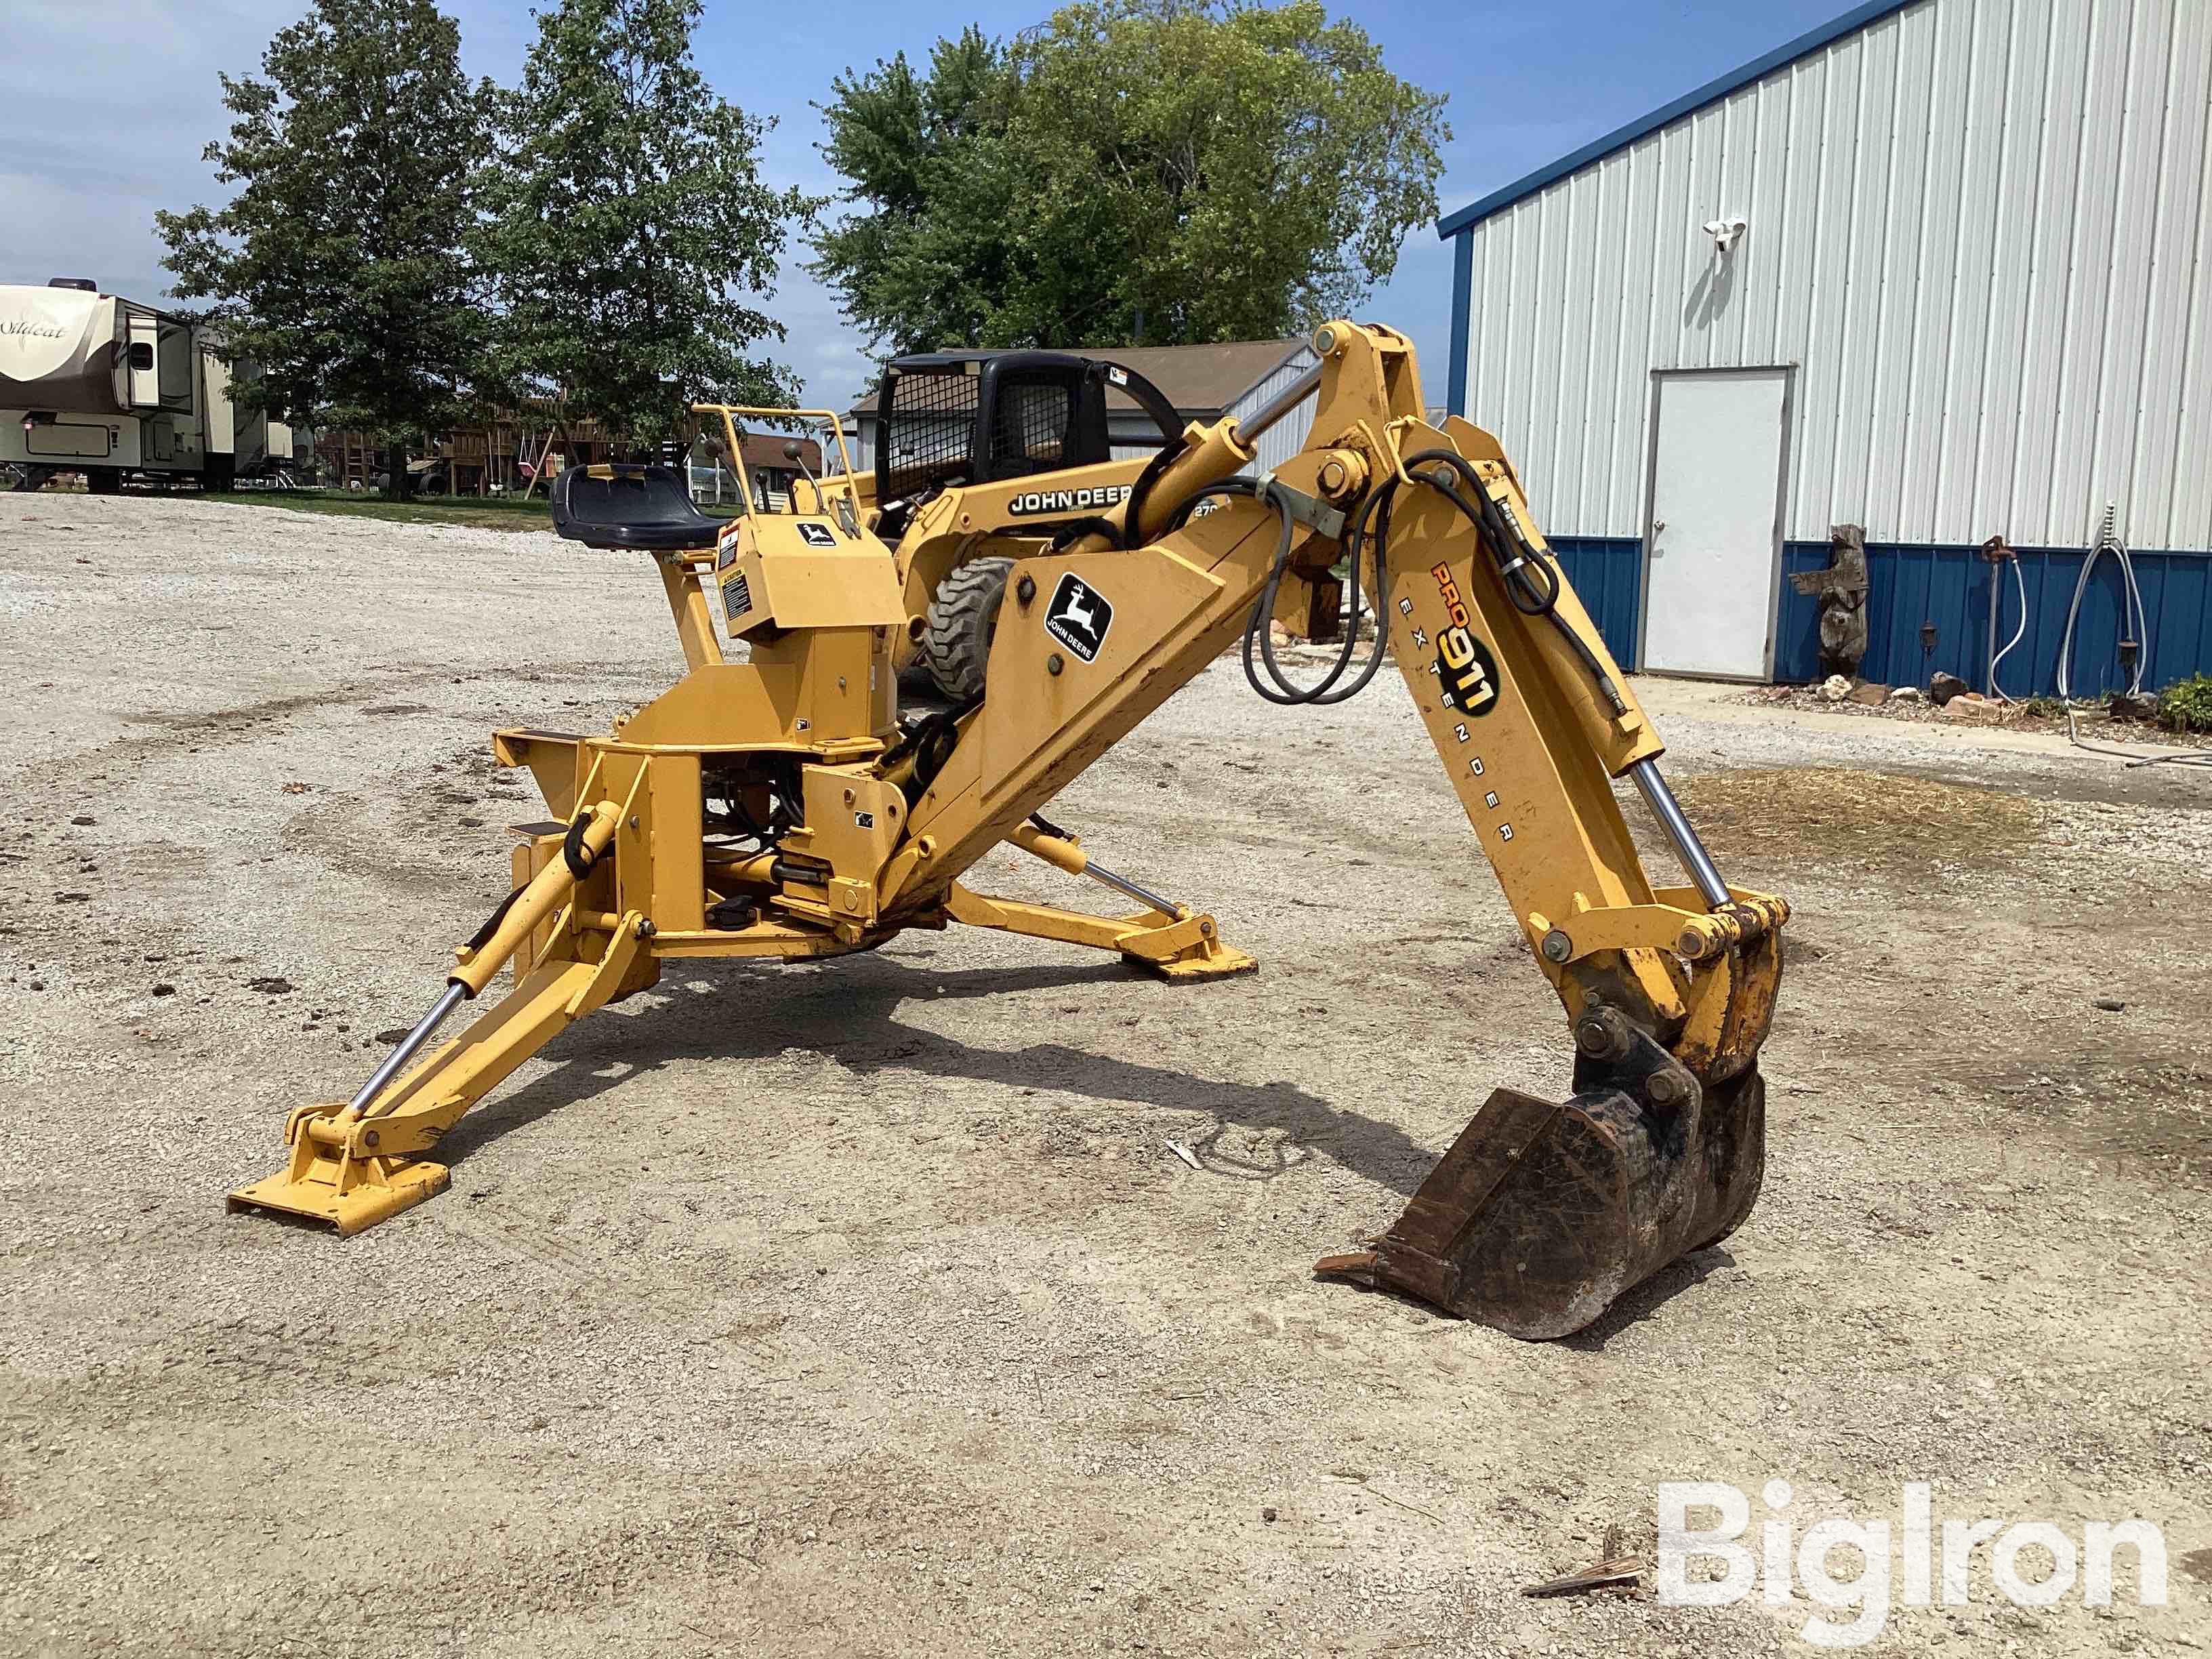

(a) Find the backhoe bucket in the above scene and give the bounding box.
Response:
[1318,1061,1765,1340]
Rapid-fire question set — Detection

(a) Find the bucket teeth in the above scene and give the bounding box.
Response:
[226,1103,449,1234]
[1317,1064,1766,1340]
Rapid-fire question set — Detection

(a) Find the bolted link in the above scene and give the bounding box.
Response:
[1573,1004,1633,1061]
[1541,929,1574,964]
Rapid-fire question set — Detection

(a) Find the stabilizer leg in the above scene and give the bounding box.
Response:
[229,912,656,1233]
[944,883,1256,980]
[946,819,1259,979]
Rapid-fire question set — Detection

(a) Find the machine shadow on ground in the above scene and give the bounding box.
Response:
[430,953,1447,1200]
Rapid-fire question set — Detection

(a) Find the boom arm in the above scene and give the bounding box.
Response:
[872,322,1787,1336]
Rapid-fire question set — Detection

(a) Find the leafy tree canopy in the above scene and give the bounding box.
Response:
[156,0,493,441]
[478,0,821,443]
[812,0,1448,356]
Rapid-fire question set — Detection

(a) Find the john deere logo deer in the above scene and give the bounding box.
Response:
[1044,573,1113,662]
[1431,562,1500,716]
[1009,484,1130,518]
[796,521,838,548]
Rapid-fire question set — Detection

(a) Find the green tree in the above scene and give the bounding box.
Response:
[479,0,819,446]
[157,0,493,498]
[812,0,1448,356]
[810,28,1022,358]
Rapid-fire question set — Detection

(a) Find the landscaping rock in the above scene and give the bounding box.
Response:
[1888,687,1926,704]
[1846,680,1891,706]
[1936,693,2000,722]
[1929,671,1970,706]
[1820,674,1853,703]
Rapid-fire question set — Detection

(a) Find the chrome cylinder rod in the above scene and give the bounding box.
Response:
[1082,859,1180,917]
[1237,363,1323,447]
[1629,758,1730,910]
[348,981,468,1115]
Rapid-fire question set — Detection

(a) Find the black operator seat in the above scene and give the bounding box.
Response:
[550,463,724,552]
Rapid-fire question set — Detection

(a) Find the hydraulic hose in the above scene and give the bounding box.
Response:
[1209,448,1631,719]
[1209,474,1399,707]
[1399,450,1631,717]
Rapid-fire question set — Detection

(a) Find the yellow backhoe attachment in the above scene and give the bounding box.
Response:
[230,329,1788,1340]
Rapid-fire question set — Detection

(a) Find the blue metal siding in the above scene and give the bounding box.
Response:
[1547,537,1643,669]
[1774,542,2212,697]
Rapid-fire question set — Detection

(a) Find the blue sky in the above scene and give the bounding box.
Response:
[1,0,1844,410]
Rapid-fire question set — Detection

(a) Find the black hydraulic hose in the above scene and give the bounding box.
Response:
[464,802,602,972]
[1173,475,1395,707]
[562,806,605,879]
[1118,438,1187,552]
[1400,448,1629,716]
[1246,478,1397,705]
[1159,443,1628,725]
[462,882,529,953]
[1050,516,1124,551]
[882,691,985,804]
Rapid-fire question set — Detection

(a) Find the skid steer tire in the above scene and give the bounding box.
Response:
[920,556,1016,701]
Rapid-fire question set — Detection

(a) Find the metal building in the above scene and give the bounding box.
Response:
[1437,0,2212,694]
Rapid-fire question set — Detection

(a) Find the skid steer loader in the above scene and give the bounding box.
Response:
[230,321,1788,1341]
[832,346,1340,701]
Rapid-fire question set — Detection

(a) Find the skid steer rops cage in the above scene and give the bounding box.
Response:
[874,352,1181,505]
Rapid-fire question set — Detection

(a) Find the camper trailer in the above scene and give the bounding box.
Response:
[0,279,291,491]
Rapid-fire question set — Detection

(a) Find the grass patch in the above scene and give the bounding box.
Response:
[204,489,560,533]
[1666,766,2045,872]
[204,489,746,535]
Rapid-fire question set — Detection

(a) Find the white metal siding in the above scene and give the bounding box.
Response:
[1108,411,1181,462]
[1455,0,2212,551]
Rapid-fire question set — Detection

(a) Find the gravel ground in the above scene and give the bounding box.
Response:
[2,494,2207,1657]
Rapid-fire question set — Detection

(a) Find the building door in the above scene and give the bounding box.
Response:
[1641,368,1789,680]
